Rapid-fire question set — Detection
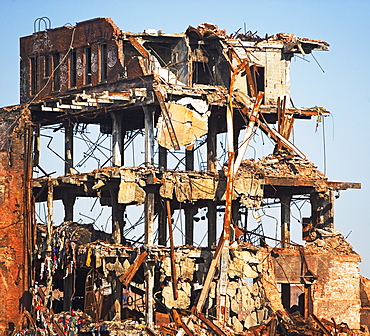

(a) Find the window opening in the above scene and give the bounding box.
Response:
[44,54,51,78]
[100,44,107,82]
[30,56,38,96]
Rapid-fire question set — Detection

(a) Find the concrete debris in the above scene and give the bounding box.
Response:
[156,103,208,150]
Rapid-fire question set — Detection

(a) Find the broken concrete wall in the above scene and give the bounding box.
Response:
[0,106,32,334]
[230,42,290,105]
[360,276,370,329]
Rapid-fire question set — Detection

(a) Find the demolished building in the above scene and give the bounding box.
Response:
[0,17,369,335]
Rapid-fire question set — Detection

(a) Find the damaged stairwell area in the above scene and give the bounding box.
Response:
[1,17,368,336]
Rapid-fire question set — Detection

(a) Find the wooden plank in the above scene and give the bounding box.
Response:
[119,251,148,286]
[195,236,224,312]
[128,35,150,60]
[172,309,194,336]
[312,314,332,336]
[193,310,227,336]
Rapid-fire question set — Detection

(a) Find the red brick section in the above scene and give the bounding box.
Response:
[20,18,124,103]
[271,238,362,330]
[360,276,370,329]
[0,106,32,334]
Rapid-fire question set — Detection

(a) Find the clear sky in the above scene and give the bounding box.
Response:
[1,0,369,276]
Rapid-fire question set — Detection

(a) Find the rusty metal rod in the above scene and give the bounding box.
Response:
[233,91,264,176]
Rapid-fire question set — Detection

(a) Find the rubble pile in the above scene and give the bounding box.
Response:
[239,153,327,181]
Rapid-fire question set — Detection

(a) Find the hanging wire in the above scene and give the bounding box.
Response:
[29,26,76,104]
[311,52,325,73]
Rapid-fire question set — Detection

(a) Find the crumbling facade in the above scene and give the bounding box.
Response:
[0,17,369,335]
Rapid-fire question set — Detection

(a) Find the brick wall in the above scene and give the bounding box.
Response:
[0,106,31,334]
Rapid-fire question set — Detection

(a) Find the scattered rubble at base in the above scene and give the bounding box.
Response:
[21,220,370,336]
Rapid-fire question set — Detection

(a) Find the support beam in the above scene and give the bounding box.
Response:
[159,145,167,169]
[280,195,292,248]
[158,200,167,246]
[233,127,241,160]
[143,105,155,166]
[64,121,74,174]
[46,177,54,250]
[303,285,312,318]
[207,112,217,171]
[110,188,125,320]
[231,200,240,241]
[145,188,155,246]
[62,193,76,222]
[111,275,122,321]
[63,270,75,312]
[110,188,125,244]
[243,207,248,242]
[207,201,217,247]
[166,200,178,300]
[63,120,75,220]
[158,145,167,245]
[185,205,197,245]
[185,148,194,171]
[145,182,155,327]
[111,112,123,167]
[46,177,54,300]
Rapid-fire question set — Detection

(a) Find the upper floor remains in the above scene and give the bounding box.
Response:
[20,17,329,106]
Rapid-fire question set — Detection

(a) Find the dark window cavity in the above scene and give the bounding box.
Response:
[100,44,107,82]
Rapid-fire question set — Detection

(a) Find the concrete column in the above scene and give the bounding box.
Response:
[62,194,76,222]
[159,145,167,169]
[185,149,194,171]
[280,195,291,248]
[143,105,155,166]
[110,188,125,244]
[207,112,217,171]
[158,202,167,246]
[185,205,197,245]
[243,207,248,242]
[158,145,167,245]
[112,276,122,321]
[207,201,217,247]
[111,112,123,167]
[231,200,240,241]
[109,188,125,320]
[64,121,74,174]
[64,122,75,221]
[144,183,155,327]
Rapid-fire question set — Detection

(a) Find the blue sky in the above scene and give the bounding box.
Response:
[1,0,370,276]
